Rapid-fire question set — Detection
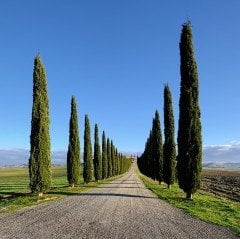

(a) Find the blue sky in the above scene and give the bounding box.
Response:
[0,1,240,159]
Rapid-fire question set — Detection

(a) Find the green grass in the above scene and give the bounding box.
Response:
[137,170,240,235]
[0,166,122,213]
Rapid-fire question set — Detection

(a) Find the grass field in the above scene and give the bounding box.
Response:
[0,166,120,213]
[137,169,240,235]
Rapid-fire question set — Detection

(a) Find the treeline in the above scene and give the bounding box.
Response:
[138,22,202,200]
[29,55,131,196]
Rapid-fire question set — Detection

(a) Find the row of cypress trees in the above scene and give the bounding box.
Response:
[137,22,202,200]
[82,114,130,184]
[29,55,131,196]
[137,85,176,189]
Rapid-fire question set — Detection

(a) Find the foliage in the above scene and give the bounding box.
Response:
[93,124,102,181]
[101,131,108,179]
[152,110,163,182]
[177,22,202,199]
[83,115,93,183]
[163,85,176,188]
[67,96,81,186]
[107,138,112,178]
[29,54,51,195]
[137,111,163,183]
[111,140,115,176]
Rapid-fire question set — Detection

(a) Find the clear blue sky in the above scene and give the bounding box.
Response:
[0,0,240,153]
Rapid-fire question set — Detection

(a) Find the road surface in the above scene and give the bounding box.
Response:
[0,165,238,239]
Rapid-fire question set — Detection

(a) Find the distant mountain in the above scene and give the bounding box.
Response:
[0,149,67,167]
[203,162,240,169]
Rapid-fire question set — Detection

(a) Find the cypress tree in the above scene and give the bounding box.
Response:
[115,148,119,175]
[67,96,80,187]
[29,54,51,196]
[83,115,93,183]
[107,138,112,177]
[177,22,202,199]
[147,130,153,178]
[163,85,176,189]
[102,131,108,179]
[152,111,163,183]
[93,124,102,181]
[111,140,115,176]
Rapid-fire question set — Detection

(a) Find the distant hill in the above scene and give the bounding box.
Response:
[0,149,67,167]
[203,162,240,169]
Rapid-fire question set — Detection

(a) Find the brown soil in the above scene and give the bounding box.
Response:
[201,169,240,202]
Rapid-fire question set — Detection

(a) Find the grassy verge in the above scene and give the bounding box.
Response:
[137,168,240,235]
[0,166,122,213]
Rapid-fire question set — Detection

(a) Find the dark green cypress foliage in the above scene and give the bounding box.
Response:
[107,138,112,177]
[120,154,124,174]
[177,22,202,199]
[111,140,115,176]
[138,130,152,177]
[148,130,153,178]
[101,131,108,179]
[163,85,176,189]
[152,111,163,183]
[29,54,51,195]
[93,124,102,181]
[115,149,119,175]
[83,115,93,183]
[67,96,80,187]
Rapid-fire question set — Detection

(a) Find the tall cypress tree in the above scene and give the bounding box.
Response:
[67,96,80,187]
[163,85,176,189]
[152,111,163,183]
[177,22,202,199]
[102,131,108,179]
[93,124,102,181]
[107,138,112,178]
[29,54,51,196]
[83,115,93,183]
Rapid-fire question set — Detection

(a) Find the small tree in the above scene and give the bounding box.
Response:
[163,85,176,189]
[102,131,108,179]
[83,115,93,183]
[29,54,51,196]
[177,22,202,199]
[93,124,102,181]
[67,96,80,187]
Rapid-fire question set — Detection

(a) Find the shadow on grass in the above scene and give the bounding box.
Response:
[0,192,31,199]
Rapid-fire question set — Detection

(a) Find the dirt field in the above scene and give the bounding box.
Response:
[202,169,240,202]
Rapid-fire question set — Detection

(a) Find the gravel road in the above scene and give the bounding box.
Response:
[0,165,238,239]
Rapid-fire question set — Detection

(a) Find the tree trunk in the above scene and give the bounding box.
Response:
[186,192,193,200]
[69,183,75,188]
[167,184,171,189]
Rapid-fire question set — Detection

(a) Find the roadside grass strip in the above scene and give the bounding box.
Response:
[137,170,240,235]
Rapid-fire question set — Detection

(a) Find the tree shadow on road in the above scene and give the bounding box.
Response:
[49,191,156,199]
[76,192,157,199]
